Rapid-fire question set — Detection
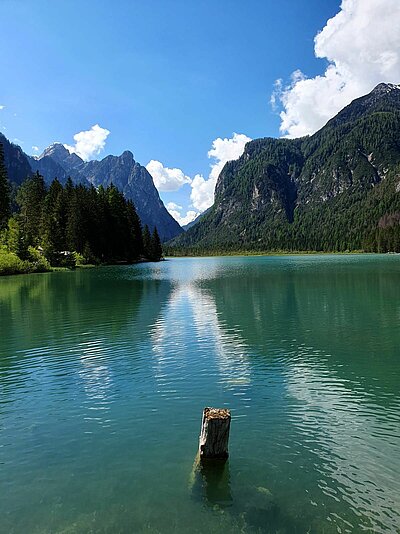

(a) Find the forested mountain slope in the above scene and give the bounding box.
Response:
[170,83,400,252]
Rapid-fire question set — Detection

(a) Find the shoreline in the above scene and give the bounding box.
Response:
[0,257,163,278]
[2,251,397,277]
[164,250,383,258]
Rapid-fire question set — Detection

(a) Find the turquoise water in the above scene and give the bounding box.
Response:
[0,255,399,533]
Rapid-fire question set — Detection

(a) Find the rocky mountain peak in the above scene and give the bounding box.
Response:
[370,82,400,95]
[40,142,69,159]
[360,82,400,107]
[39,143,83,169]
[121,150,134,161]
[324,81,400,130]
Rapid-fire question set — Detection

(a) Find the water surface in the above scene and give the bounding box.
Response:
[0,255,399,533]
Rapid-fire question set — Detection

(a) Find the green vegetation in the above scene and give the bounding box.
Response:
[0,143,11,231]
[170,86,400,254]
[0,145,163,275]
[0,247,51,276]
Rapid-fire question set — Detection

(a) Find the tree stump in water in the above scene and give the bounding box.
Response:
[199,407,231,460]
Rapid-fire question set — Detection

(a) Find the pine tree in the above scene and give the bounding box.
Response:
[143,224,152,259]
[82,241,95,264]
[41,179,67,265]
[16,171,46,247]
[126,200,143,260]
[0,143,11,231]
[84,185,101,261]
[106,184,133,260]
[150,226,162,261]
[7,215,28,259]
[95,185,110,261]
[66,185,86,253]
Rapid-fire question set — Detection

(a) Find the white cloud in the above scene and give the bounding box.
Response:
[149,132,251,218]
[64,124,110,161]
[0,105,4,110]
[190,173,215,212]
[207,132,252,181]
[32,145,39,153]
[166,201,183,211]
[146,160,191,192]
[270,79,282,111]
[190,132,251,211]
[274,0,400,138]
[166,202,199,226]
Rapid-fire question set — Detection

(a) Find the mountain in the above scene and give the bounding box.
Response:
[28,143,85,185]
[40,142,84,169]
[75,150,180,240]
[0,135,183,241]
[169,83,400,252]
[182,207,211,231]
[0,133,32,189]
[32,144,182,241]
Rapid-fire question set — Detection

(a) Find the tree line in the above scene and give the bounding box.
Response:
[0,143,162,270]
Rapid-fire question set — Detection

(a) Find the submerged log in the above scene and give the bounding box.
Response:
[189,453,233,507]
[199,407,231,460]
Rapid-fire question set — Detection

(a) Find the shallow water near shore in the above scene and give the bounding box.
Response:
[0,255,399,533]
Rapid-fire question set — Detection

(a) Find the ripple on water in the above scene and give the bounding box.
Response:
[0,256,399,533]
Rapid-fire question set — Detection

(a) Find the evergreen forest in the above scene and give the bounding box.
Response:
[0,143,162,275]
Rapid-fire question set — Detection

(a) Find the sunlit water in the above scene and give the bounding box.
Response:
[0,255,399,533]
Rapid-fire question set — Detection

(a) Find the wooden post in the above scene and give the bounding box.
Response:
[199,407,231,460]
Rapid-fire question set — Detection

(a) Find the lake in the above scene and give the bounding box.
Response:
[0,255,399,533]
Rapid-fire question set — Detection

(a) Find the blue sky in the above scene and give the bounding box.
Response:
[1,0,399,225]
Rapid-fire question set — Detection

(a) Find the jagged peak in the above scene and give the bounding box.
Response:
[121,149,134,158]
[48,141,64,148]
[39,142,70,159]
[90,150,135,164]
[38,142,136,166]
[370,82,400,95]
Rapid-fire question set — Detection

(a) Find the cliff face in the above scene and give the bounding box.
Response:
[75,150,182,240]
[1,138,183,241]
[0,133,32,188]
[170,84,400,251]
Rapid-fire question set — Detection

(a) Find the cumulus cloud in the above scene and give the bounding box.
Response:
[31,146,39,153]
[190,132,251,211]
[146,160,191,192]
[208,133,252,181]
[166,202,199,226]
[166,201,182,211]
[148,132,251,219]
[0,105,4,110]
[190,173,215,213]
[64,124,110,161]
[274,0,400,138]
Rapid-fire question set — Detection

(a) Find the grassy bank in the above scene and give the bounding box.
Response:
[0,249,52,276]
[0,249,161,277]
